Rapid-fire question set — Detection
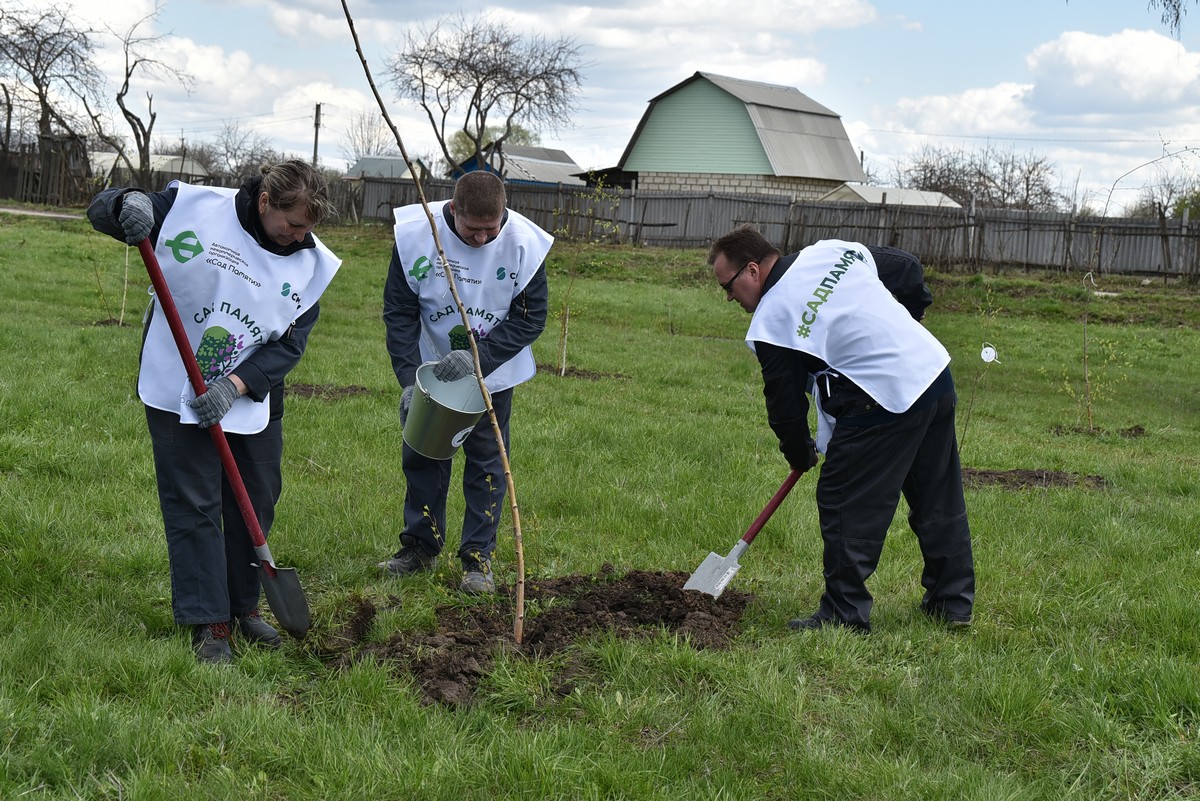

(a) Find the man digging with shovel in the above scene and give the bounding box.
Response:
[708,226,974,633]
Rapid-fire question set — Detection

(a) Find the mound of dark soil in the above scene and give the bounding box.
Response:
[317,567,751,706]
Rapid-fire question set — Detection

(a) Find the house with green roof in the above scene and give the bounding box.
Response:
[614,71,867,199]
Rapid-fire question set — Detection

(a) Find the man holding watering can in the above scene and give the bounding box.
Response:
[379,171,552,594]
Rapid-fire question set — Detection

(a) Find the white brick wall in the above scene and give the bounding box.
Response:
[635,172,841,200]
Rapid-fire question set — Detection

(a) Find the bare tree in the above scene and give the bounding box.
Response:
[896,143,1066,211]
[386,13,583,173]
[338,108,400,164]
[448,122,539,171]
[215,121,282,181]
[82,6,194,187]
[1,82,12,149]
[0,3,104,141]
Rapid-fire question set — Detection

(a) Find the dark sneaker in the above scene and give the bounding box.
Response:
[378,546,437,577]
[920,602,972,630]
[459,557,495,595]
[786,613,870,634]
[237,609,282,648]
[192,621,233,664]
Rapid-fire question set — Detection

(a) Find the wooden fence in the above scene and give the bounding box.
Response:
[355,177,1200,279]
[3,144,1197,279]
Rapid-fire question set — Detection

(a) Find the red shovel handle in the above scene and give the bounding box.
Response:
[740,468,802,546]
[135,239,275,574]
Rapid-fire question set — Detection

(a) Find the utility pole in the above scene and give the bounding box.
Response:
[312,103,321,167]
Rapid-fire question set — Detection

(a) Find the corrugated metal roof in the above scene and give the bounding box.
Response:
[818,184,962,208]
[345,155,422,179]
[618,71,866,183]
[90,152,210,177]
[748,105,866,182]
[499,144,585,185]
[697,72,839,117]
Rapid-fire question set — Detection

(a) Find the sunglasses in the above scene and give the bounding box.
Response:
[720,261,752,293]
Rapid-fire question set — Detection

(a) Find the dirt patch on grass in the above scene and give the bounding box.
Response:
[963,467,1106,489]
[316,567,750,706]
[288,383,372,400]
[1052,424,1146,439]
[536,362,627,381]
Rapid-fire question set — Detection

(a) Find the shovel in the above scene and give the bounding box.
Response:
[136,239,311,639]
[683,469,802,598]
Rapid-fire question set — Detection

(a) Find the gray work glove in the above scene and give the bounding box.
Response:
[187,376,240,428]
[117,191,154,245]
[432,349,475,382]
[399,385,413,426]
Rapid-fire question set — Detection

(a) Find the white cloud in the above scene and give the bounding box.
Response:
[890,83,1035,138]
[1027,29,1200,117]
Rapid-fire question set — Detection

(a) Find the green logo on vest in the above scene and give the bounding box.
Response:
[410,255,433,281]
[448,324,470,351]
[195,325,244,381]
[165,230,205,264]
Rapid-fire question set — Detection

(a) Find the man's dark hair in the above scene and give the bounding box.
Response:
[453,171,506,219]
[708,223,781,269]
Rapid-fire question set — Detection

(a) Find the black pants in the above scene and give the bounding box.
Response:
[146,406,282,626]
[398,388,512,566]
[814,390,974,629]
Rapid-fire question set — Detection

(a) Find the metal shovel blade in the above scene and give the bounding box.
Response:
[260,565,311,639]
[683,470,802,598]
[682,547,743,598]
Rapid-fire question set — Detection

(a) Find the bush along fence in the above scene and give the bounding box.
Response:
[356,176,1200,280]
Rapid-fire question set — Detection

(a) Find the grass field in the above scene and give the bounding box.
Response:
[1,212,1198,800]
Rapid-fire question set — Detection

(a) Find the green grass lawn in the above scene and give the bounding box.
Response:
[1,214,1198,800]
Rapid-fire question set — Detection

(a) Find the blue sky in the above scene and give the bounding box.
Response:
[42,0,1200,213]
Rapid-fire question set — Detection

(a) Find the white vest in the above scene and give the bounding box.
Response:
[393,201,553,393]
[139,182,342,433]
[747,238,949,421]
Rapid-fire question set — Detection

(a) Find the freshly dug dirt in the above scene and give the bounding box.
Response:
[317,567,751,707]
[535,362,627,381]
[963,467,1106,489]
[288,382,372,400]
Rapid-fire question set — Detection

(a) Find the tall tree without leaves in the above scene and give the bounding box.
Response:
[386,13,583,175]
[339,108,401,164]
[896,143,1065,211]
[84,7,194,188]
[0,3,103,142]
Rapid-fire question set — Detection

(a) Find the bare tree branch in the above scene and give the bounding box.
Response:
[0,3,104,141]
[386,13,584,175]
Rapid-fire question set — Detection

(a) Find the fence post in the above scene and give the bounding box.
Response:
[784,199,795,252]
[964,197,976,269]
[1157,205,1174,278]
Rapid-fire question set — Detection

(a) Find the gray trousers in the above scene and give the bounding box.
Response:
[814,390,975,629]
[146,405,282,625]
[398,388,512,566]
